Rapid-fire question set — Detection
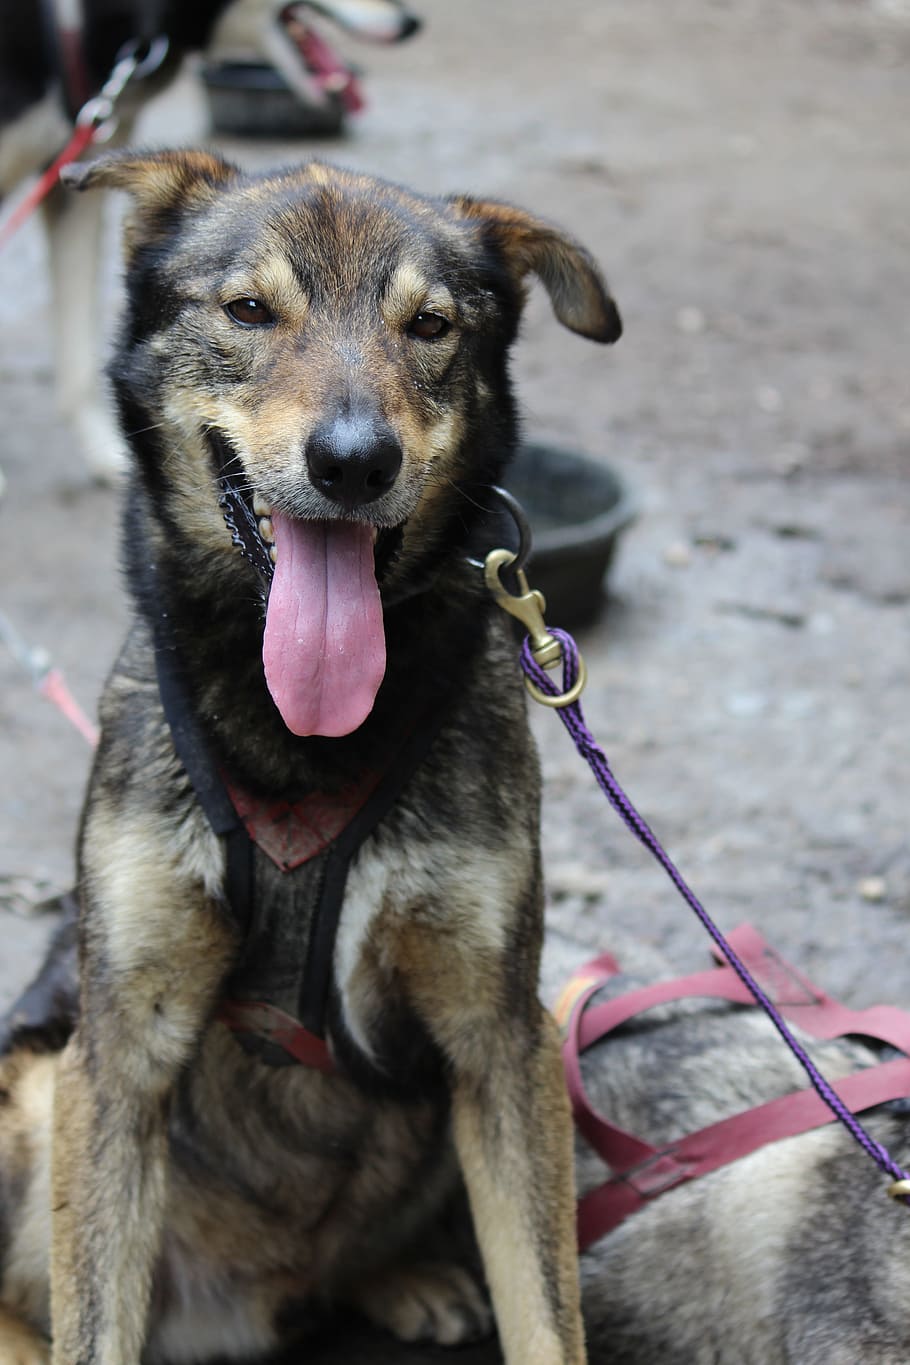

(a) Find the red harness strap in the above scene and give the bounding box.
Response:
[218,1000,334,1074]
[558,925,910,1249]
[223,772,381,873]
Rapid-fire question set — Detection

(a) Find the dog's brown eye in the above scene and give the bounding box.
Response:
[225,298,274,327]
[408,312,451,341]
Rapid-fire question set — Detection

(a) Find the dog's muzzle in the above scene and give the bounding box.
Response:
[304,413,403,511]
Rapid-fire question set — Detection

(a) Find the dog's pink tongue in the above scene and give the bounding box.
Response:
[263,512,385,737]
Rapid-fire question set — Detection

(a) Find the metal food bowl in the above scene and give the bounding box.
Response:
[504,443,636,628]
[202,62,346,139]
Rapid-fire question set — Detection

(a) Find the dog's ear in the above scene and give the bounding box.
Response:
[61,150,238,248]
[449,196,622,343]
[61,148,238,202]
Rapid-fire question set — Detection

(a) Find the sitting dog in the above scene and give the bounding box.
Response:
[0,0,417,480]
[0,151,621,1363]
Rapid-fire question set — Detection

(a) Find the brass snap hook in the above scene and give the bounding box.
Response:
[484,548,587,708]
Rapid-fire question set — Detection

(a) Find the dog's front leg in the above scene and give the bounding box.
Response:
[451,1014,584,1365]
[49,837,234,1364]
[396,925,585,1365]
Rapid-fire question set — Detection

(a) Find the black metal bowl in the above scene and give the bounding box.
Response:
[505,443,636,628]
[201,62,346,139]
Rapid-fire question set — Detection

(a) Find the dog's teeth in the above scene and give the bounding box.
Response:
[258,517,274,543]
[253,495,272,518]
[269,545,277,564]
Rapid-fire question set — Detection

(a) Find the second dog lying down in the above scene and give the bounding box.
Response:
[291,931,910,1365]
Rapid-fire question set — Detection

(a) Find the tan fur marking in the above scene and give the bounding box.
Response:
[455,1091,576,1365]
[335,841,511,1060]
[221,252,310,328]
[382,260,455,331]
[302,162,331,187]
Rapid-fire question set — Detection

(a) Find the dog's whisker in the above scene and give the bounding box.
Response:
[124,420,166,438]
[429,471,507,518]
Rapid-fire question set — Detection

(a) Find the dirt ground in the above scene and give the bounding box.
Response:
[0,0,908,1347]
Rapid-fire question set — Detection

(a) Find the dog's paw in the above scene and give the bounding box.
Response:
[355,1261,493,1346]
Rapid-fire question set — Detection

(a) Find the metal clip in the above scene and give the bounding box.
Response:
[76,93,116,131]
[887,1178,910,1202]
[116,35,170,82]
[484,548,587,708]
[75,36,170,139]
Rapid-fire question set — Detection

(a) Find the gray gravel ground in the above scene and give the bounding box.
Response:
[0,0,908,1350]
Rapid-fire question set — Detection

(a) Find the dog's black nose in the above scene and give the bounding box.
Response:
[305,415,403,509]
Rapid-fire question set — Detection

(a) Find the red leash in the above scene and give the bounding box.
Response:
[0,36,169,250]
[0,611,99,746]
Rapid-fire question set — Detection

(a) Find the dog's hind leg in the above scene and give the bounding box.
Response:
[0,1307,50,1365]
[41,185,126,482]
[0,1046,57,1365]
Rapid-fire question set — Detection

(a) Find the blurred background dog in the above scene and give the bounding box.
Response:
[0,0,419,480]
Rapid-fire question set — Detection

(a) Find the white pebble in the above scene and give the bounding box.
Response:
[676,306,706,335]
[663,541,693,568]
[725,692,768,718]
[755,385,783,413]
[728,133,758,157]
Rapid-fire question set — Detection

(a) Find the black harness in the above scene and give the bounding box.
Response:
[154,627,454,1071]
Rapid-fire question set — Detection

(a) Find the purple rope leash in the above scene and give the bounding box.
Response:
[522,627,910,1200]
